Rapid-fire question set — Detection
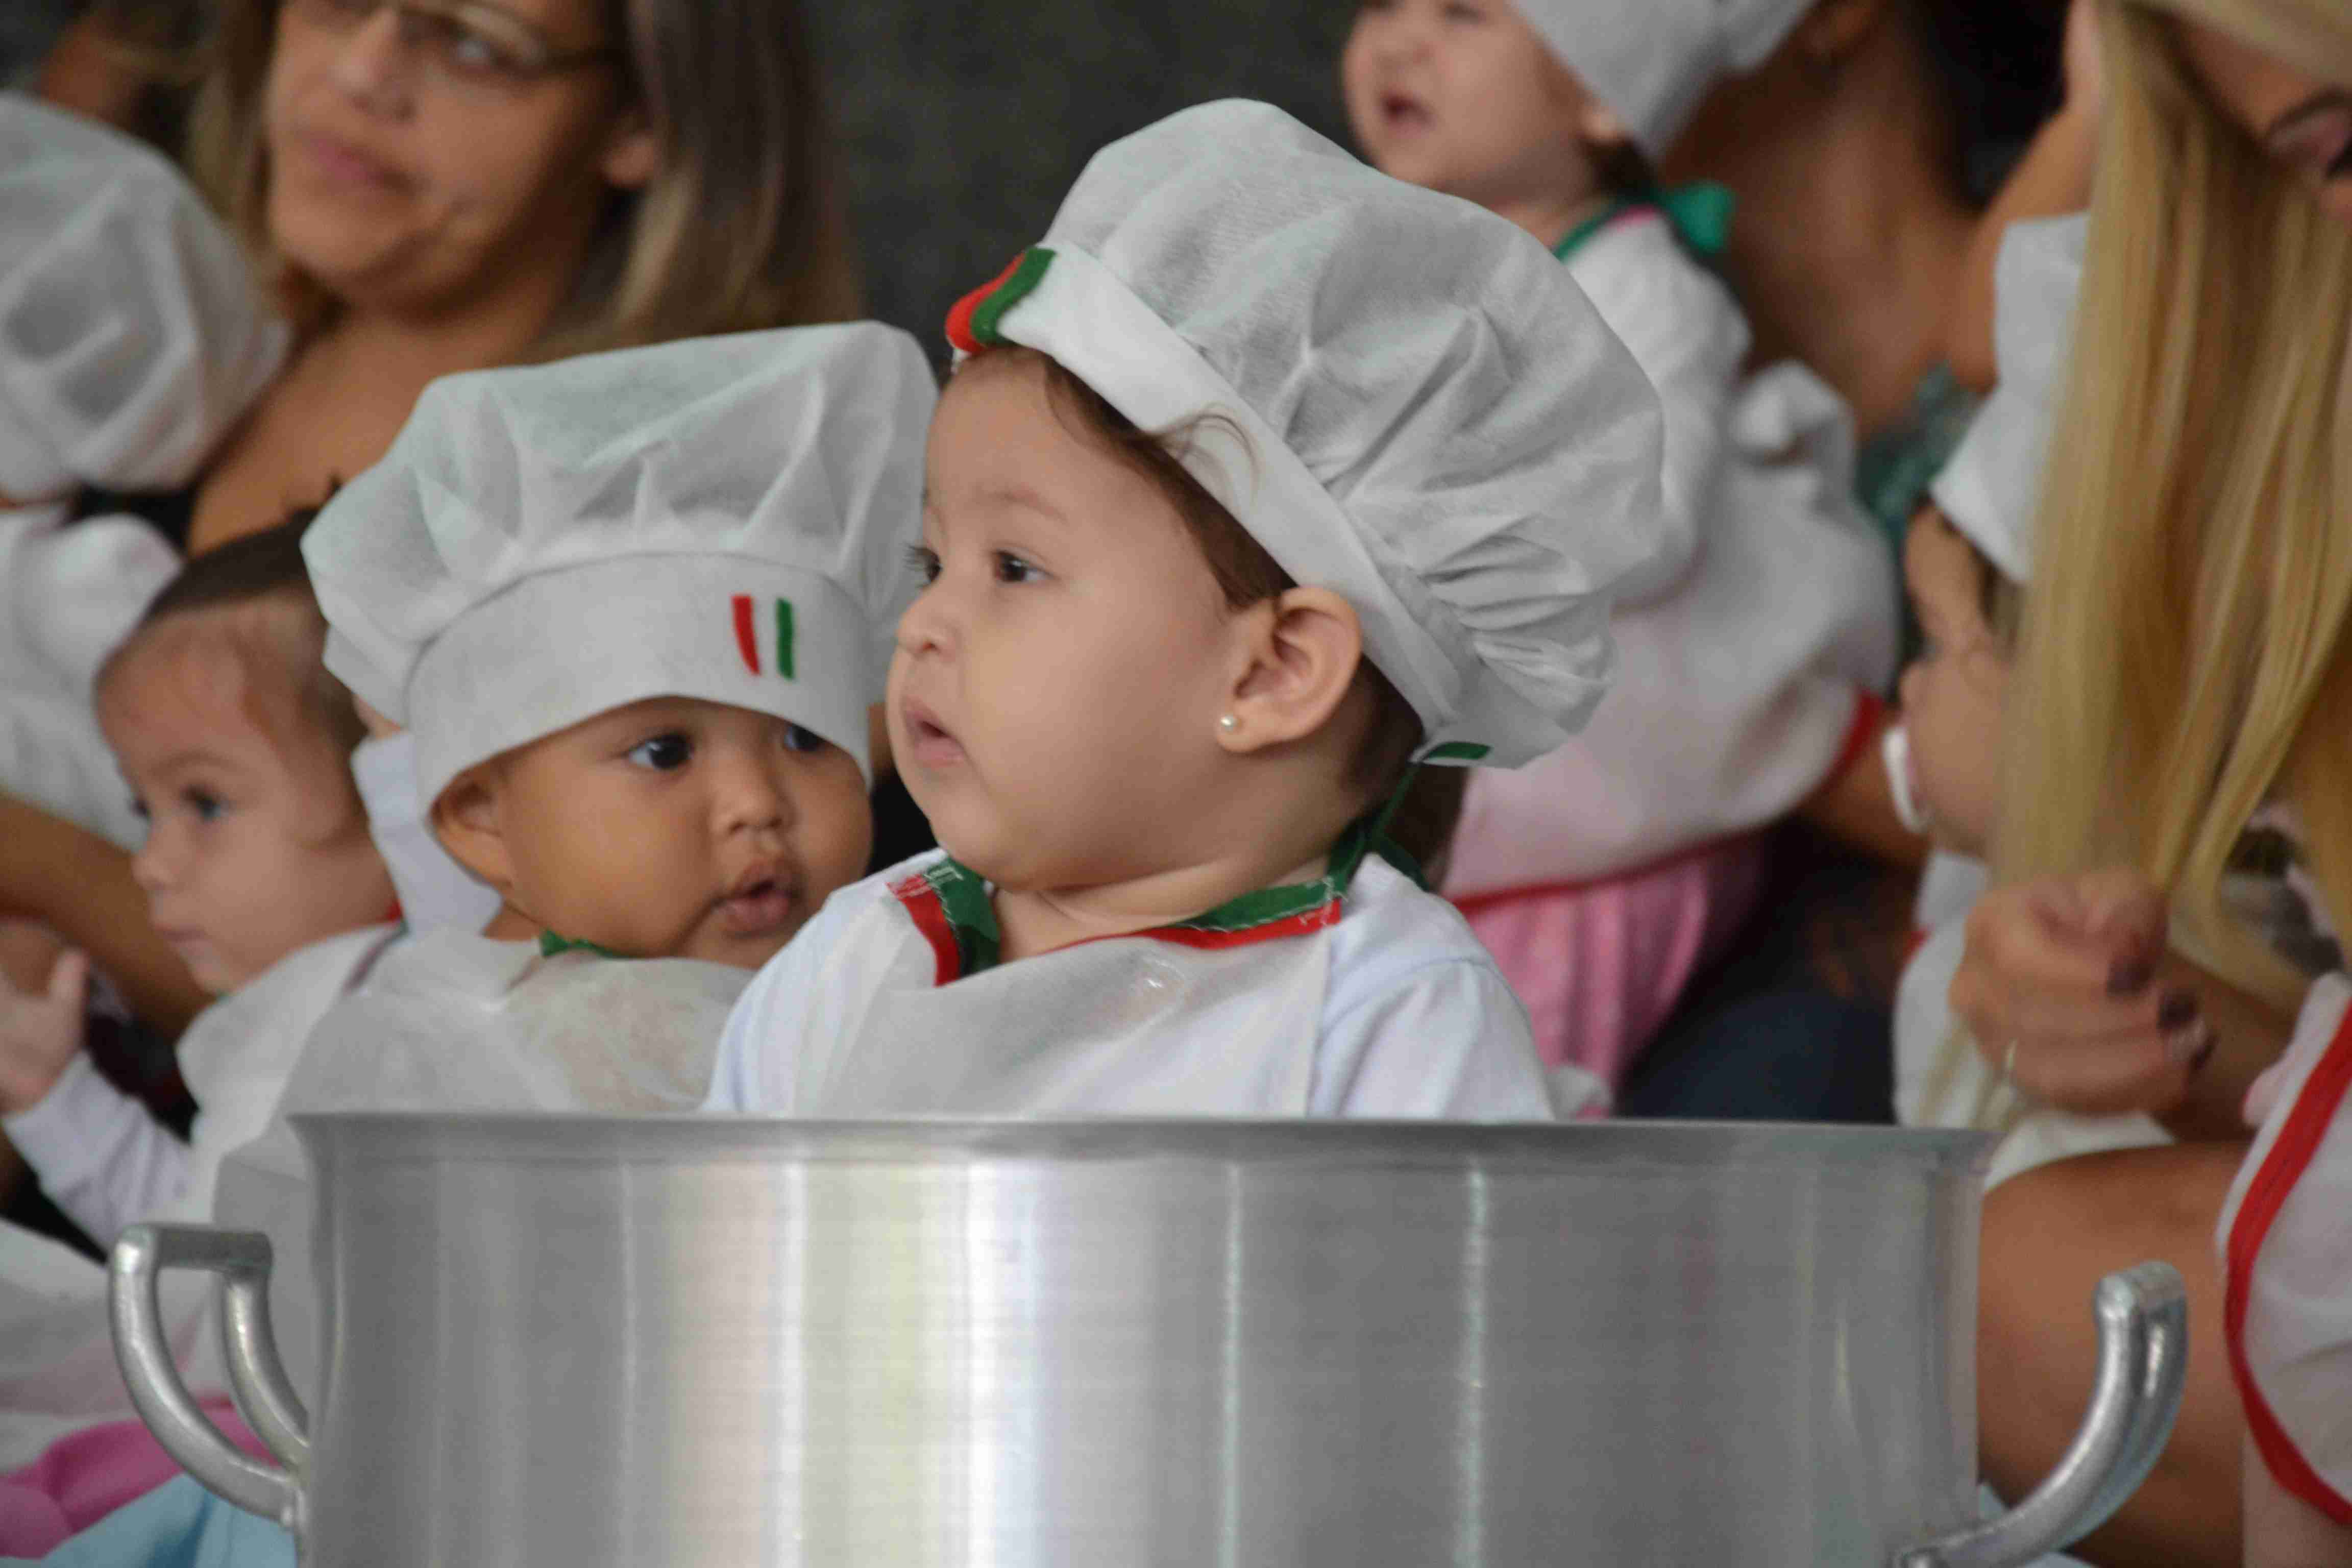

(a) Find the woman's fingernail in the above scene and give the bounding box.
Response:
[2156,989,2199,1030]
[2107,958,2155,996]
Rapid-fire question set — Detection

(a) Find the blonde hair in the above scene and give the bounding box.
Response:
[1994,0,2352,1008]
[183,0,861,353]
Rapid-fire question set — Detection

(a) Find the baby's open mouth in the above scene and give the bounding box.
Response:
[718,874,796,937]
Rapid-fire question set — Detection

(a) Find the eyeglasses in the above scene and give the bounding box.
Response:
[285,0,619,95]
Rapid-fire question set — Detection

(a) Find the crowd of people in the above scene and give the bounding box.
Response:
[0,0,2346,1562]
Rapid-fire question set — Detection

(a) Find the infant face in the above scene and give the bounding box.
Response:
[99,617,393,992]
[889,355,1248,894]
[455,696,872,968]
[1342,0,1612,217]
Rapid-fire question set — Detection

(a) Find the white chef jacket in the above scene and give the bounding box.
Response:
[0,924,394,1468]
[707,851,1581,1120]
[213,928,745,1402]
[1446,216,1897,895]
[2219,972,2352,1528]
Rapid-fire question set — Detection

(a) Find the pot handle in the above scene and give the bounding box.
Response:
[109,1223,309,1533]
[1893,1261,2188,1568]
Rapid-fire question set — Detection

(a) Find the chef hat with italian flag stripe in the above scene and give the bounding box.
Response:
[945,100,1665,770]
[303,324,933,807]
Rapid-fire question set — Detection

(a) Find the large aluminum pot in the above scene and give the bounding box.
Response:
[112,1115,2185,1566]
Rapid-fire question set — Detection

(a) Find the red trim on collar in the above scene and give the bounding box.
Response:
[2224,1000,2352,1526]
[890,870,963,986]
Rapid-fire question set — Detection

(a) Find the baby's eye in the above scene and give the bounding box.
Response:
[781,724,828,755]
[992,550,1043,584]
[906,544,942,585]
[1441,0,1484,21]
[128,795,151,822]
[183,789,224,822]
[627,733,694,771]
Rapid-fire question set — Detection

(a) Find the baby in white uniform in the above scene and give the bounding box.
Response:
[0,512,393,1468]
[210,323,933,1400]
[1341,0,1896,1085]
[707,101,1669,1122]
[1887,215,2168,1188]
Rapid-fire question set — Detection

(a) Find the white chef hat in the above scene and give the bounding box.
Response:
[945,100,1664,769]
[1927,214,2086,585]
[304,324,934,807]
[1513,0,1818,157]
[0,94,287,500]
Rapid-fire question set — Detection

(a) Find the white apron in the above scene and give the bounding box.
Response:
[0,925,395,1468]
[214,932,744,1402]
[802,857,1339,1117]
[2218,972,2352,1526]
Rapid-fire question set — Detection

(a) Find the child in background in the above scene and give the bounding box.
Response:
[708,100,1664,1121]
[0,513,392,1250]
[1888,214,2167,1186]
[1342,0,1897,1088]
[0,513,395,1527]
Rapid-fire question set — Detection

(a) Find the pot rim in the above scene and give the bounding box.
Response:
[287,1112,1995,1173]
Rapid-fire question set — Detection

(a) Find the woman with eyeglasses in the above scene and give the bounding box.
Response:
[0,0,860,1043]
[1930,1,2352,1560]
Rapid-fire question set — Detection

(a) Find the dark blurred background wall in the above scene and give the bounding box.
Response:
[807,2,1358,355]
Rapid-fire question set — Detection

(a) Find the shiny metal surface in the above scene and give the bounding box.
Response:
[105,1115,2144,1566]
[1897,1262,2189,1567]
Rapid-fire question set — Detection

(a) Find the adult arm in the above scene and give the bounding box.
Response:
[2244,1439,2352,1568]
[0,794,207,1034]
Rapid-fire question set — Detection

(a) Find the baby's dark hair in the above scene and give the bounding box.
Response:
[103,505,367,760]
[966,346,1467,873]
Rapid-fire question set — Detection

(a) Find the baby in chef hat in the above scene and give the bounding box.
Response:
[152,323,934,1423]
[1887,215,2169,1187]
[2221,901,2352,1563]
[0,92,288,850]
[1342,0,1896,1087]
[705,100,1663,1122]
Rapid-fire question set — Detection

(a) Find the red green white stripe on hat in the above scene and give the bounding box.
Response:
[730,594,796,679]
[945,249,1056,357]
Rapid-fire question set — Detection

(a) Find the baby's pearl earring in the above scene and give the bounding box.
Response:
[1218,714,1240,733]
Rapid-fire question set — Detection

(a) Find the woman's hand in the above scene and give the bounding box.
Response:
[1949,869,2212,1116]
[0,934,87,1117]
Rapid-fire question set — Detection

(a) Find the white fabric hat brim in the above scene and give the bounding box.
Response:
[987,246,1479,754]
[329,552,877,810]
[1928,390,2040,584]
[1925,214,2086,585]
[1514,0,1816,156]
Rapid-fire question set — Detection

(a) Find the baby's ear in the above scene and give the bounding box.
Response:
[429,766,517,896]
[1218,587,1364,755]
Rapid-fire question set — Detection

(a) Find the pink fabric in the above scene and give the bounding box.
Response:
[1455,835,1768,1089]
[0,1399,266,1555]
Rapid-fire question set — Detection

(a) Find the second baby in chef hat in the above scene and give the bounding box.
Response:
[1342,0,1896,1087]
[1887,214,2173,1187]
[706,100,1665,1122]
[195,323,932,1400]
